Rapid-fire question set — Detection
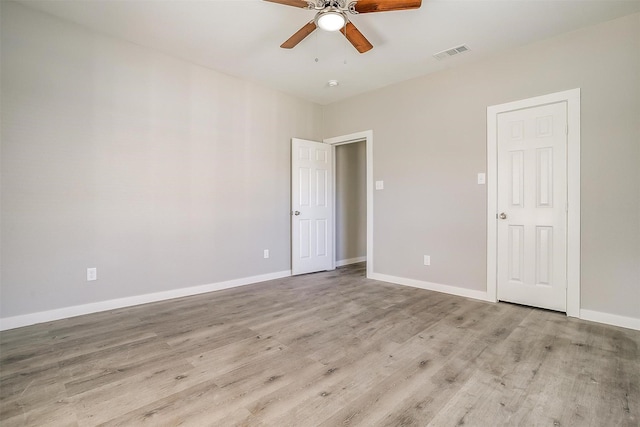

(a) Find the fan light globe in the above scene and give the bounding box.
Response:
[316,11,346,32]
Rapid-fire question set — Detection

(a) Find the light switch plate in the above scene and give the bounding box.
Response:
[375,180,384,190]
[477,173,486,185]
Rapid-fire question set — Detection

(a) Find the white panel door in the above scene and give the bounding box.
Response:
[497,102,567,312]
[291,138,333,275]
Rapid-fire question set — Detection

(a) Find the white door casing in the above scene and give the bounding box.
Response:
[291,138,334,275]
[487,88,581,317]
[497,102,567,312]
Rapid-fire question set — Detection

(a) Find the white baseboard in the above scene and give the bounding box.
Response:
[371,274,640,331]
[335,256,366,267]
[5,269,637,333]
[369,273,492,303]
[0,270,292,331]
[579,309,640,331]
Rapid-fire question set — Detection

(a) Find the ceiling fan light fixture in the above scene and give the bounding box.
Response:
[316,9,346,32]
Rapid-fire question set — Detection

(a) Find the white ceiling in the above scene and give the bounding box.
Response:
[17,0,640,105]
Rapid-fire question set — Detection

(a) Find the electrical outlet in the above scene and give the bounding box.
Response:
[87,267,97,281]
[423,255,431,266]
[263,249,269,259]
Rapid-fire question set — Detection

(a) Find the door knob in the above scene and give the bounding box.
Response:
[499,212,507,220]
[294,211,300,216]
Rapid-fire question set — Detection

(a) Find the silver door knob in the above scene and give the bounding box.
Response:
[499,212,507,219]
[294,211,300,216]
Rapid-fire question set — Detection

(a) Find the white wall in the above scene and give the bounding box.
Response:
[323,14,640,321]
[0,2,322,320]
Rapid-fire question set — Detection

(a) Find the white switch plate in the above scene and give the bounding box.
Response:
[263,249,269,259]
[423,255,431,266]
[375,180,384,190]
[477,173,486,185]
[87,267,97,281]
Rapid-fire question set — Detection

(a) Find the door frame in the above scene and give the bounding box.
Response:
[324,130,373,278]
[486,89,581,317]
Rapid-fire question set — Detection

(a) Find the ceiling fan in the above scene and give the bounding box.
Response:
[265,0,422,53]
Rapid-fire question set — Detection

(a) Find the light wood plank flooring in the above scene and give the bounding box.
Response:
[1,263,639,426]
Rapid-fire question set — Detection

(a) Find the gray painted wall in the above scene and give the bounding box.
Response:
[335,141,366,262]
[0,2,322,318]
[323,13,640,319]
[2,2,638,323]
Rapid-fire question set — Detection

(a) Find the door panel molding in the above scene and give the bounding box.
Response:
[487,89,580,317]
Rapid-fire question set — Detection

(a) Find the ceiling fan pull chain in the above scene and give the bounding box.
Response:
[343,25,348,64]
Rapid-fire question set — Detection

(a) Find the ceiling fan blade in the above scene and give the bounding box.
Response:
[354,0,422,14]
[263,0,310,8]
[281,22,317,49]
[342,22,373,53]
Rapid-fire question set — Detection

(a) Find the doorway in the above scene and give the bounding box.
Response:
[487,89,580,317]
[335,140,366,267]
[325,130,373,278]
[290,131,373,278]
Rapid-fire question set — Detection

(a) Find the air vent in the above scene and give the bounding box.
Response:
[433,44,470,61]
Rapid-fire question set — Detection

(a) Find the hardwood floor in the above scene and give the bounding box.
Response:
[1,263,638,426]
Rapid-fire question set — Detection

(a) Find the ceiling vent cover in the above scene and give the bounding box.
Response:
[433,44,470,60]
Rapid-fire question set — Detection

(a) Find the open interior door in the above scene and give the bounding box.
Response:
[291,138,334,275]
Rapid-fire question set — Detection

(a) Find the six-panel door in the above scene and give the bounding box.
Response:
[291,138,333,275]
[497,102,568,312]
